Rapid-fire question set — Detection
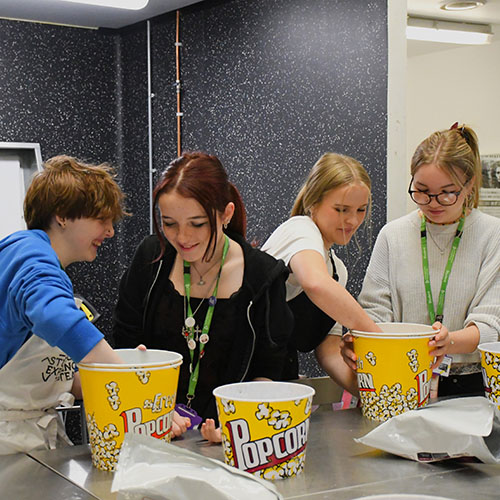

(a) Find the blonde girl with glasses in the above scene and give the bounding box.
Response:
[344,124,500,397]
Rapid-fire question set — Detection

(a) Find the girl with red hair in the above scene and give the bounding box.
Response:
[113,152,293,441]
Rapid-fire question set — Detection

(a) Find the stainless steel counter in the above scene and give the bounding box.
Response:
[22,407,500,499]
[0,452,96,499]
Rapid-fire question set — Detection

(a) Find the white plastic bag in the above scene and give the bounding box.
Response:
[111,433,283,500]
[355,396,500,463]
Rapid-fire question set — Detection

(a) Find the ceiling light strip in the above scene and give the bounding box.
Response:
[407,17,493,45]
[58,0,149,10]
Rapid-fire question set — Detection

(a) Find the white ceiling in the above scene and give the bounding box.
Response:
[0,0,201,29]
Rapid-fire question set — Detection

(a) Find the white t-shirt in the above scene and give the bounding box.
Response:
[262,216,347,336]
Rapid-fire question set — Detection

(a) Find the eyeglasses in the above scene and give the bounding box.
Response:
[408,179,466,206]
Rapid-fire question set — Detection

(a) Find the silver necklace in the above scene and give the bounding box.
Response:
[182,270,219,333]
[426,226,455,256]
[190,259,221,286]
[422,210,465,256]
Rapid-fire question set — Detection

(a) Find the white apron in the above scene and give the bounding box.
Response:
[0,334,76,455]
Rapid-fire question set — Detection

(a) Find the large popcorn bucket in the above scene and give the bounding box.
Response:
[478,342,500,408]
[213,381,315,480]
[78,349,182,471]
[351,323,436,422]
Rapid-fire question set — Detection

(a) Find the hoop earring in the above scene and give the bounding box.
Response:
[223,221,229,230]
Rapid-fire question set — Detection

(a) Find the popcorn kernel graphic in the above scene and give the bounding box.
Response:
[221,398,236,415]
[365,351,377,366]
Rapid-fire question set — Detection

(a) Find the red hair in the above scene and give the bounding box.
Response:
[152,152,247,260]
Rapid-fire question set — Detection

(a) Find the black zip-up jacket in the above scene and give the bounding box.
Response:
[112,232,293,418]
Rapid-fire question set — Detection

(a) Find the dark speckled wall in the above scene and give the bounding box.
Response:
[0,0,387,384]
[0,19,122,341]
[148,0,388,376]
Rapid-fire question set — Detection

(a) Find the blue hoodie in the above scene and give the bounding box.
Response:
[0,230,104,368]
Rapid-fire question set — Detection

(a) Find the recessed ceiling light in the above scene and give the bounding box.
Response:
[441,1,485,11]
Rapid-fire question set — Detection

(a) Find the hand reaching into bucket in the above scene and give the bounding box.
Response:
[200,418,222,443]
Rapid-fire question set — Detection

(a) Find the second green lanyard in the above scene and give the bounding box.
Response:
[420,214,465,324]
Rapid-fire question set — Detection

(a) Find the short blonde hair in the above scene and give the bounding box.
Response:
[291,152,372,217]
[24,155,127,230]
[410,125,481,208]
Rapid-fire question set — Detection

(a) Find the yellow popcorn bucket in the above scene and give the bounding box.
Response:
[213,381,315,480]
[78,349,182,471]
[478,342,500,408]
[352,323,436,422]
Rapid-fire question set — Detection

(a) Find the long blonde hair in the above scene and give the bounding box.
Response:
[410,125,481,208]
[291,152,372,217]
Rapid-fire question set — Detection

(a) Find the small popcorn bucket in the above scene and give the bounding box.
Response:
[351,323,436,422]
[213,381,315,480]
[478,342,500,408]
[78,349,182,471]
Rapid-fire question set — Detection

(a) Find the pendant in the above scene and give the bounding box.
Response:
[199,333,209,344]
[187,339,196,350]
[198,278,205,286]
[194,326,202,340]
[185,316,195,328]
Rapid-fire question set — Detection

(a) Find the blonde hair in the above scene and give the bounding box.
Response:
[410,125,481,208]
[291,152,372,217]
[24,155,127,230]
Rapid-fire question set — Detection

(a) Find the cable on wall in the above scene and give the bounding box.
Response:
[147,19,155,234]
[175,9,183,157]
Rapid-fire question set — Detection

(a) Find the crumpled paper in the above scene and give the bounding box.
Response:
[355,396,500,463]
[111,433,283,500]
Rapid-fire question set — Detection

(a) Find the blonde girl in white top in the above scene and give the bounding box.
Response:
[263,153,382,395]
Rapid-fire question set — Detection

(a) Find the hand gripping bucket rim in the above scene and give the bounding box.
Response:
[78,349,183,371]
[351,322,437,339]
[213,380,315,402]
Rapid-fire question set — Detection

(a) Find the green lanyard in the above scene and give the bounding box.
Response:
[182,235,229,405]
[420,214,465,324]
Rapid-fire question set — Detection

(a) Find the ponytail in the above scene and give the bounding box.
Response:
[226,183,247,238]
[291,185,308,217]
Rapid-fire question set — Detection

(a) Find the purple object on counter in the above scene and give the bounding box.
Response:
[175,403,203,429]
